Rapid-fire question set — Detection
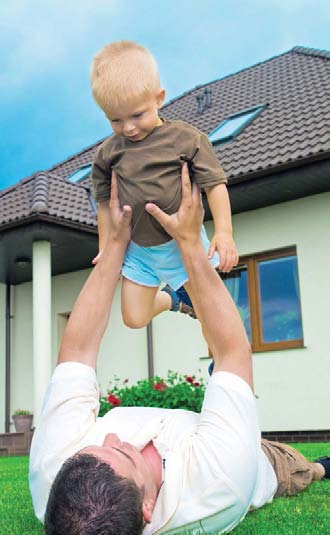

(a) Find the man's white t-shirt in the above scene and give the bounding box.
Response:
[29,363,277,534]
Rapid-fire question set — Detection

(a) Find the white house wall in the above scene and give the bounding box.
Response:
[152,309,209,378]
[3,192,330,432]
[229,192,330,431]
[51,269,149,392]
[10,281,34,422]
[6,268,148,432]
[153,192,330,431]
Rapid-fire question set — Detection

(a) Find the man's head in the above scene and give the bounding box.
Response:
[45,433,158,535]
[90,40,165,141]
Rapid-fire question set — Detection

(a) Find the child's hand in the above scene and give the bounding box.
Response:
[92,249,104,265]
[208,232,239,273]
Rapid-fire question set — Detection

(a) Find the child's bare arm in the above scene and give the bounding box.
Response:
[92,201,112,264]
[204,184,238,273]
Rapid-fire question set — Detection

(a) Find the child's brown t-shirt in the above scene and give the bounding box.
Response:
[92,118,227,246]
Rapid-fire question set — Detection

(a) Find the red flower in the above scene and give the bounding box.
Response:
[153,381,167,391]
[193,382,200,387]
[107,393,121,406]
[185,375,194,384]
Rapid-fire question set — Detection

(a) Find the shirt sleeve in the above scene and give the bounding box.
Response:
[191,372,263,510]
[92,145,112,203]
[192,132,227,189]
[29,362,100,522]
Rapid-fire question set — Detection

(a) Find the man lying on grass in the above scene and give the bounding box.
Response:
[29,165,329,535]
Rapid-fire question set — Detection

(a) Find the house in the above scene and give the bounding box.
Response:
[0,46,329,437]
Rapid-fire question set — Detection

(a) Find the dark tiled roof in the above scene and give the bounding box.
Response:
[160,46,330,180]
[1,46,329,229]
[48,46,330,184]
[0,172,96,228]
[48,144,102,181]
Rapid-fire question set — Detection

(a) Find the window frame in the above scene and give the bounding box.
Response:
[208,104,266,145]
[223,247,304,353]
[67,164,92,183]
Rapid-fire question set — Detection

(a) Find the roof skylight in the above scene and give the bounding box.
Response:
[208,105,266,145]
[67,164,92,183]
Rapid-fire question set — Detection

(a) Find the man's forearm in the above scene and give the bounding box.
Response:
[97,201,112,249]
[58,171,131,369]
[58,237,126,368]
[145,163,252,388]
[178,238,253,388]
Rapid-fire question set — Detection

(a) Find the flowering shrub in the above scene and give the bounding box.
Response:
[107,394,121,407]
[99,371,205,417]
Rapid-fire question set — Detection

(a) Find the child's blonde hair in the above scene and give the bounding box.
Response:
[90,41,161,115]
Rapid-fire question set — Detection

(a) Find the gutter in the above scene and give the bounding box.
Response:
[146,322,154,378]
[5,284,11,433]
[0,213,98,234]
[226,152,330,185]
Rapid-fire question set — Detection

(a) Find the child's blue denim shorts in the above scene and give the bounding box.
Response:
[121,225,220,290]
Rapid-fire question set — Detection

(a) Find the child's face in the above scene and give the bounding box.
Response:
[107,90,165,142]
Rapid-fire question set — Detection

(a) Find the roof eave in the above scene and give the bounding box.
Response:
[0,213,97,235]
[227,150,330,185]
[204,156,330,219]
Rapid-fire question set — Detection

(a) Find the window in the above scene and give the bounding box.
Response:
[67,164,92,183]
[208,105,266,145]
[221,247,303,352]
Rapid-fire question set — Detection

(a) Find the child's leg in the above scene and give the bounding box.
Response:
[121,277,171,329]
[161,283,196,318]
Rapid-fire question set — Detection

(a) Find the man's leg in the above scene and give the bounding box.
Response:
[261,439,326,497]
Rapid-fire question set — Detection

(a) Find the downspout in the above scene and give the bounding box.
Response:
[5,284,11,433]
[146,322,154,378]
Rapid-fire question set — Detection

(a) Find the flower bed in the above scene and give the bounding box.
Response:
[99,371,205,417]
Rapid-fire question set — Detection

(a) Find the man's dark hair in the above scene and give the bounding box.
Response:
[44,453,144,535]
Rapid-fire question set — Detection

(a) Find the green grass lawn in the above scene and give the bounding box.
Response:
[0,443,329,535]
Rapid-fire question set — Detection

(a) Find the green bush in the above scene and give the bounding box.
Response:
[12,409,32,416]
[99,370,205,417]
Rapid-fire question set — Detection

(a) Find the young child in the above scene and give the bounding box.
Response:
[90,40,238,329]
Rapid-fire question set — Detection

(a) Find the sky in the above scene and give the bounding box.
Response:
[0,0,329,190]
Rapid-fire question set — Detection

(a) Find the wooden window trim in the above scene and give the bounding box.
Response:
[226,247,304,353]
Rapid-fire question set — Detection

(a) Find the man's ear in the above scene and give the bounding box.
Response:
[156,89,166,109]
[142,498,155,524]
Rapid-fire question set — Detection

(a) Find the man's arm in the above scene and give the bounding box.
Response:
[145,164,253,390]
[92,201,111,264]
[58,171,132,369]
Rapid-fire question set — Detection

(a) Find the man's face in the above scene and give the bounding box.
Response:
[81,433,154,491]
[106,90,165,142]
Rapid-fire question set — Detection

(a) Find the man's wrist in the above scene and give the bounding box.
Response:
[177,235,204,258]
[104,234,129,252]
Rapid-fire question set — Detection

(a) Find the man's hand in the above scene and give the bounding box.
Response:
[93,171,132,266]
[106,170,132,247]
[208,232,239,273]
[145,163,203,245]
